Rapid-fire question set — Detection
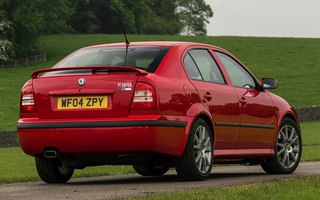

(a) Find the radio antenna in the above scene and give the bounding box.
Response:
[116,9,130,46]
[123,25,129,66]
[123,29,130,46]
[116,9,130,65]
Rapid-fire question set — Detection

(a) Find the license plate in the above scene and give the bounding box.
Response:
[57,96,108,110]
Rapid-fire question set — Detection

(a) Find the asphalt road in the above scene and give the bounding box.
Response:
[1,161,319,200]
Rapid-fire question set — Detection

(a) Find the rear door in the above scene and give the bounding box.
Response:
[183,48,240,149]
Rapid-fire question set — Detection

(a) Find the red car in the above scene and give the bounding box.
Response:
[17,41,302,183]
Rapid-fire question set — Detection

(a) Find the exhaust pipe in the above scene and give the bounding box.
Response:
[44,150,57,158]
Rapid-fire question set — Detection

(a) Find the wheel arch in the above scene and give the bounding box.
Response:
[270,111,301,154]
[179,112,214,156]
[175,113,214,181]
[283,113,298,124]
[278,112,300,129]
[195,113,215,142]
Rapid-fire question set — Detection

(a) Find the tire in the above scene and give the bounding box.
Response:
[35,158,74,183]
[175,118,213,181]
[261,118,302,174]
[132,165,170,176]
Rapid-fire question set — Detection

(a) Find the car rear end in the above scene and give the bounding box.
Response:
[17,43,190,168]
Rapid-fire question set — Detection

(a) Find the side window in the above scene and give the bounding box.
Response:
[184,49,225,84]
[215,51,257,89]
[184,53,202,80]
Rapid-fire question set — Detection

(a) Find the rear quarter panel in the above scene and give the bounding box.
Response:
[134,43,213,153]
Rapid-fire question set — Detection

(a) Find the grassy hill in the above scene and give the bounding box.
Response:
[1,34,320,130]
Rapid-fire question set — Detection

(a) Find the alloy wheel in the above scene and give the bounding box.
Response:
[276,124,301,169]
[194,125,212,174]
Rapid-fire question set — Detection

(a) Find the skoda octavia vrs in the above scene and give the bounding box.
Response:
[17,42,302,183]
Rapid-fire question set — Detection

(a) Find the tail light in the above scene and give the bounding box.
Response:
[21,84,37,113]
[131,82,156,110]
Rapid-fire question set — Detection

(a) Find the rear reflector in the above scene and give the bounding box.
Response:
[131,82,156,110]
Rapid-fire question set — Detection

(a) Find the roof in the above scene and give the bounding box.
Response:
[83,41,182,49]
[80,41,227,53]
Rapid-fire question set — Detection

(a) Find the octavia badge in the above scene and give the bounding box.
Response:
[78,78,86,86]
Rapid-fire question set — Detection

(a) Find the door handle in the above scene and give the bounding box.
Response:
[204,93,212,100]
[239,97,247,105]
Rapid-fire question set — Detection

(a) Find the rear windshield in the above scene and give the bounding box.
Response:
[53,46,171,73]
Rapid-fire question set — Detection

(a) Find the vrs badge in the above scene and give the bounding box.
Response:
[117,82,132,91]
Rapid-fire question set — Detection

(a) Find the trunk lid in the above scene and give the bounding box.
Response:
[32,67,144,119]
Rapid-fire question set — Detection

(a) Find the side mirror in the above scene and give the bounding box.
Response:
[261,78,278,90]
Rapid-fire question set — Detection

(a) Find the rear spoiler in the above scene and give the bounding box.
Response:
[31,66,148,79]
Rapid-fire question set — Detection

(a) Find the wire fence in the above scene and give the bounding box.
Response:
[0,53,46,68]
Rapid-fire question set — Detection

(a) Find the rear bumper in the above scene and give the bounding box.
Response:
[17,116,191,158]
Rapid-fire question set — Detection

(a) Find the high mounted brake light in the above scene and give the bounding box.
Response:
[131,82,156,110]
[21,85,37,113]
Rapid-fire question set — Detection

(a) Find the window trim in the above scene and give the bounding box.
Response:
[186,52,204,81]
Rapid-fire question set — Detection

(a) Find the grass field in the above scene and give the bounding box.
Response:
[1,34,320,130]
[0,146,136,184]
[121,176,320,200]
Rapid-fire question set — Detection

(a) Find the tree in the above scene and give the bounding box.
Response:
[69,0,212,35]
[176,0,213,35]
[145,0,183,35]
[0,11,15,61]
[9,0,44,57]
[114,0,150,34]
[0,0,44,58]
[40,0,75,34]
[70,0,100,34]
[0,0,213,60]
[0,0,75,59]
